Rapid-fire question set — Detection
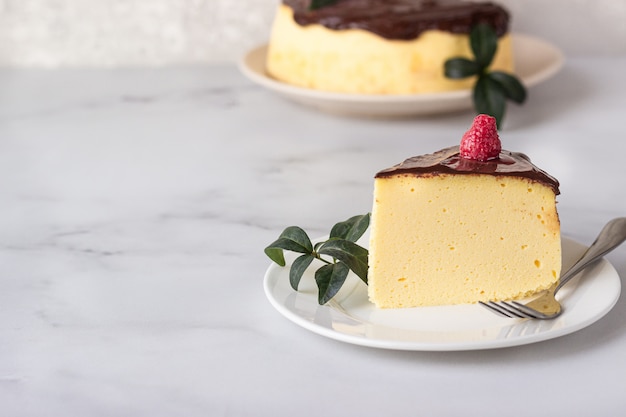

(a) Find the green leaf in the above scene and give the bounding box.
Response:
[309,0,337,10]
[470,23,498,68]
[318,239,368,284]
[330,213,371,242]
[489,71,527,104]
[444,58,481,79]
[264,247,286,266]
[443,23,528,124]
[264,214,371,305]
[290,254,315,291]
[264,226,313,266]
[474,74,507,127]
[315,262,350,305]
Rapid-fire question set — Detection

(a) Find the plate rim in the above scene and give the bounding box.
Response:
[263,236,621,351]
[239,33,564,108]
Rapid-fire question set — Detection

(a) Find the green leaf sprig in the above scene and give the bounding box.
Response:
[444,23,527,127]
[309,0,338,11]
[265,214,370,305]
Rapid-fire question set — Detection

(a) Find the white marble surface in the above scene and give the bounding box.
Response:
[1,57,626,415]
[1,0,625,67]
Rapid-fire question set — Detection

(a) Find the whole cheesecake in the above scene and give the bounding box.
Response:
[368,116,561,308]
[266,0,513,94]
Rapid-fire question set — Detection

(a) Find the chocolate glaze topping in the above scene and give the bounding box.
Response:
[283,0,509,40]
[375,146,560,194]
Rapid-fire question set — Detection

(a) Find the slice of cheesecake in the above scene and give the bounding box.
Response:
[368,116,561,308]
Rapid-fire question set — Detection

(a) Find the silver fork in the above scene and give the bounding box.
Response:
[480,217,626,320]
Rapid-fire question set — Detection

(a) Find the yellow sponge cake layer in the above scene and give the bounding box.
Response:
[266,4,513,94]
[368,150,561,308]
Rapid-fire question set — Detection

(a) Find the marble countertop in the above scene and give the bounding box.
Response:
[1,58,626,415]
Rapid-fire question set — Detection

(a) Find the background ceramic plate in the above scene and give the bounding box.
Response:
[240,34,564,117]
[263,237,620,351]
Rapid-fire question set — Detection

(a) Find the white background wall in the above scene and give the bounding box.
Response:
[0,0,624,67]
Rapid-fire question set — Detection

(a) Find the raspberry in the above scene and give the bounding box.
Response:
[459,114,501,161]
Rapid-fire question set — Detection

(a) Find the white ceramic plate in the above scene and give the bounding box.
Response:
[239,34,564,117]
[263,237,620,351]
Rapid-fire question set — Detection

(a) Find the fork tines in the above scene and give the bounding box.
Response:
[479,301,539,319]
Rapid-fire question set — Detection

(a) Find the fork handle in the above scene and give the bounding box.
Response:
[555,217,626,293]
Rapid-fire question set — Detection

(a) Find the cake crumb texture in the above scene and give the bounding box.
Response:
[368,173,561,308]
